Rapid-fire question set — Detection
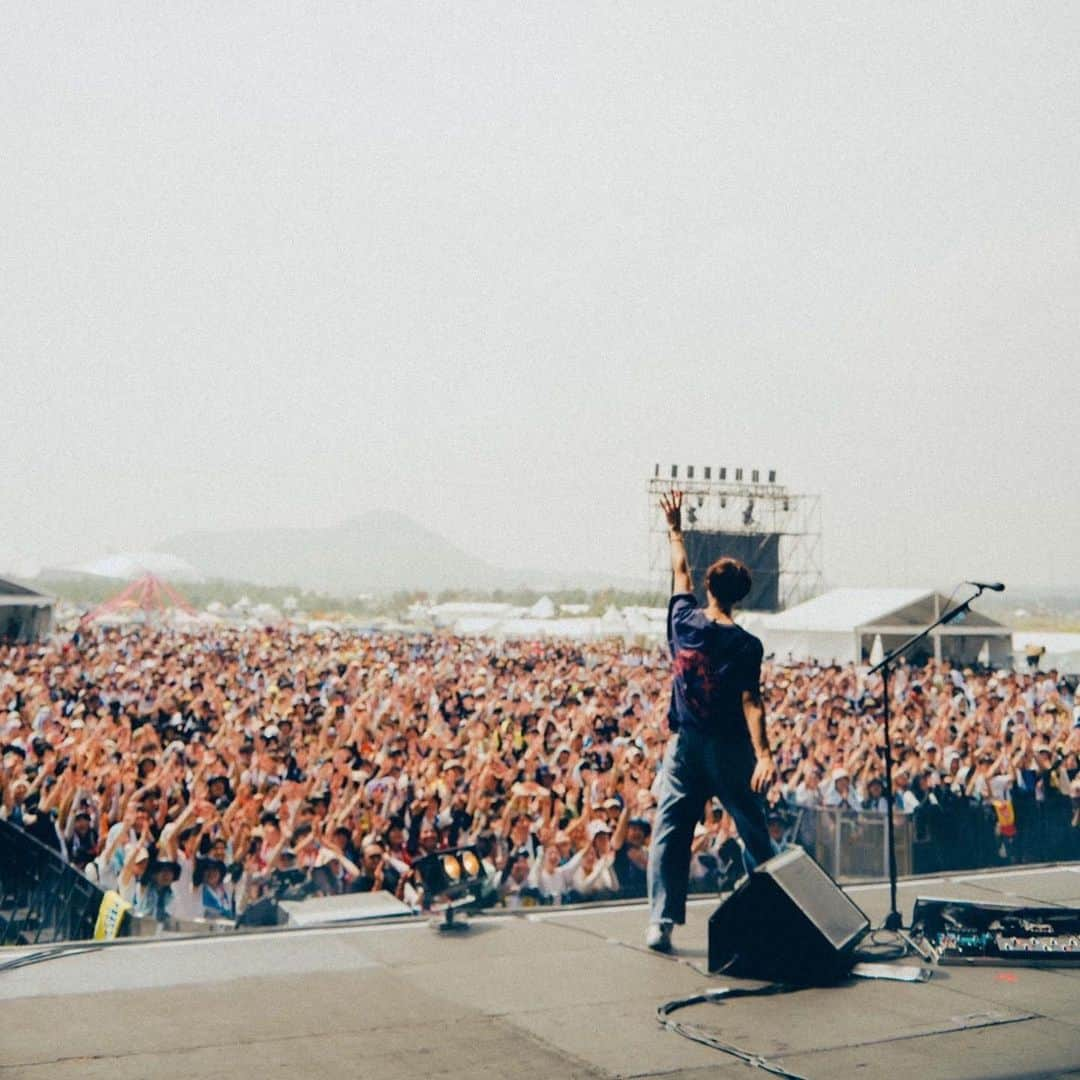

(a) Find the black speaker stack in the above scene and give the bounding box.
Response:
[708,847,870,984]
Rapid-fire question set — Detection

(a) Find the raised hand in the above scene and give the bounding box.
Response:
[660,489,683,532]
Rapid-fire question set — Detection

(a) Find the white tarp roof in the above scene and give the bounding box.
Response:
[765,588,937,632]
[528,596,556,619]
[759,587,1011,667]
[66,552,204,583]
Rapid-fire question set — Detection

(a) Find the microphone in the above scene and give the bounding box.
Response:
[965,581,1005,592]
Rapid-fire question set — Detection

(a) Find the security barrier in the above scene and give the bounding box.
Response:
[787,796,1078,882]
[0,818,106,945]
[910,794,1078,874]
[791,807,913,880]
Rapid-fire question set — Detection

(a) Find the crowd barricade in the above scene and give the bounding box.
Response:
[0,818,106,945]
[911,794,1078,873]
[790,807,913,881]
[787,797,1078,882]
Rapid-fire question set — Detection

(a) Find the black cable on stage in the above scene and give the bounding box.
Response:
[0,943,104,973]
[855,927,909,963]
[656,981,809,1080]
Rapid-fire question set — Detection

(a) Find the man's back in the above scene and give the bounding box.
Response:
[667,592,763,740]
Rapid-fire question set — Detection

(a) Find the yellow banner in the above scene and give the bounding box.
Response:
[93,890,131,941]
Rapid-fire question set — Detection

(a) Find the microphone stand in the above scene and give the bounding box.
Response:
[866,584,987,933]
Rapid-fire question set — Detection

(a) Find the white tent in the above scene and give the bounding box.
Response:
[66,551,204,583]
[758,588,1012,667]
[528,596,556,619]
[1012,631,1080,675]
[429,601,520,627]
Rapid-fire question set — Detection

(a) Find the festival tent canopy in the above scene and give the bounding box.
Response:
[527,596,556,619]
[0,577,54,642]
[81,574,196,626]
[758,587,1012,667]
[65,551,204,583]
[426,602,522,627]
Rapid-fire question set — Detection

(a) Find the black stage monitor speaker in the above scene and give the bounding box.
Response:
[708,847,870,984]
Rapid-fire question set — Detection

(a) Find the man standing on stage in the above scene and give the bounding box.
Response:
[646,490,776,952]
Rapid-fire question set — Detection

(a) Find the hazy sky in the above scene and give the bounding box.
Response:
[4,4,1079,590]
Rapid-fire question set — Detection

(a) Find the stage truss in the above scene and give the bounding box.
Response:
[647,465,823,610]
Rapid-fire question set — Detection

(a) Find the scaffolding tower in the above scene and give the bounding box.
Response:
[647,464,823,610]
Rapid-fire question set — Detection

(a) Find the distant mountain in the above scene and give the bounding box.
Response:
[157,511,651,595]
[157,509,656,596]
[158,511,507,594]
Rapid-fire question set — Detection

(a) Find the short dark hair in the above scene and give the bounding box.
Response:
[705,557,752,608]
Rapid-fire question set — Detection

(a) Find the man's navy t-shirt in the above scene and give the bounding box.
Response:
[667,593,763,741]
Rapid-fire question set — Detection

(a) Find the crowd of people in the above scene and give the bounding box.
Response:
[2,626,1078,926]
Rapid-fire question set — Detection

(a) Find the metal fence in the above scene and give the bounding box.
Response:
[0,818,106,946]
[787,796,1078,882]
[791,807,912,880]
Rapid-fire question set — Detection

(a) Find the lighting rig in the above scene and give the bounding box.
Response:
[413,845,495,932]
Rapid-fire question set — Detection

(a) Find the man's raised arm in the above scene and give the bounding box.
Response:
[660,490,693,595]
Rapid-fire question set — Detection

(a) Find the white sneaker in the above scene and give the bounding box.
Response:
[646,922,673,952]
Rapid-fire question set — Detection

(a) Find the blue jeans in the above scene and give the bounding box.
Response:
[647,728,773,926]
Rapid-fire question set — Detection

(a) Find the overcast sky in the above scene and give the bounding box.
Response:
[3,4,1078,590]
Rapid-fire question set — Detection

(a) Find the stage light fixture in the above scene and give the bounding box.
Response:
[782,498,790,512]
[719,467,727,480]
[671,465,678,479]
[768,469,777,484]
[654,463,660,477]
[743,500,755,527]
[735,468,743,481]
[704,466,711,480]
[720,496,727,509]
[414,844,493,932]
[751,469,760,483]
[687,465,694,479]
[687,507,698,525]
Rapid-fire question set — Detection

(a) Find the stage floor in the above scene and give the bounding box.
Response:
[2,864,1079,1079]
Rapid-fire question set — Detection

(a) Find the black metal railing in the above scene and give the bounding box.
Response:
[785,796,1079,881]
[0,818,106,945]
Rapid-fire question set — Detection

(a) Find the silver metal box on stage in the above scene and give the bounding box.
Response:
[277,891,413,927]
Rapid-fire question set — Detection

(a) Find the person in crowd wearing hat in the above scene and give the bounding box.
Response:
[823,767,862,811]
[862,777,888,813]
[137,858,182,923]
[66,807,99,868]
[766,812,793,855]
[350,841,403,897]
[645,491,775,952]
[498,849,543,909]
[568,821,618,899]
[194,857,234,919]
[306,845,354,895]
[525,840,571,904]
[612,792,651,900]
[891,770,921,814]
